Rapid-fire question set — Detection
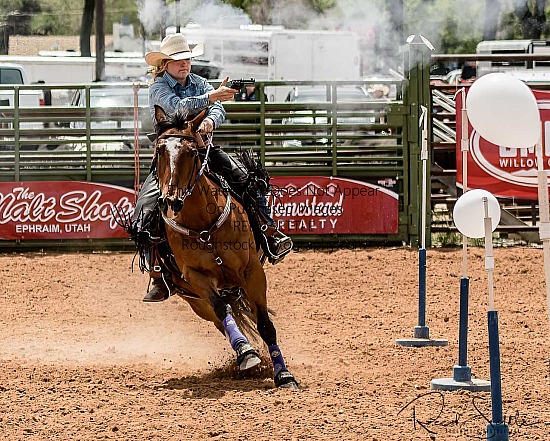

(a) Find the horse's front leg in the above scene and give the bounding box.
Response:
[220,303,262,370]
[185,268,261,371]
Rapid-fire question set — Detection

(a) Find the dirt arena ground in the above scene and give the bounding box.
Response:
[0,246,549,440]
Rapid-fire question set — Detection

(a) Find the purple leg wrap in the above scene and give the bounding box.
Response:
[268,344,287,376]
[222,315,248,350]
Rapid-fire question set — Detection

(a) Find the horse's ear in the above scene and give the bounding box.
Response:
[154,105,168,124]
[188,109,207,133]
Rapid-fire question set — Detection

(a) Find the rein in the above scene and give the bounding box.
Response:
[158,131,231,266]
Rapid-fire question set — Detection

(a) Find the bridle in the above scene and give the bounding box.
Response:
[156,131,212,214]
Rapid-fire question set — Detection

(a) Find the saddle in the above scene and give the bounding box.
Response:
[188,146,292,265]
[118,149,290,285]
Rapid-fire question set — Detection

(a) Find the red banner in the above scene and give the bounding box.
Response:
[269,176,399,234]
[456,89,550,200]
[0,178,398,240]
[0,182,134,240]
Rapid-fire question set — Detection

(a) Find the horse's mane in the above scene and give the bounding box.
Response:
[155,109,190,135]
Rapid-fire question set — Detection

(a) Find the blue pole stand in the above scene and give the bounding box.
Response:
[396,248,448,347]
[431,277,490,391]
[486,310,509,441]
[487,423,509,440]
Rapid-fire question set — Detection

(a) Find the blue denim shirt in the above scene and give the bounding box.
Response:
[148,72,226,128]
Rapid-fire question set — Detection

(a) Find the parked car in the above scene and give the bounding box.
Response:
[62,85,153,151]
[281,86,374,148]
[70,85,151,130]
[0,63,45,107]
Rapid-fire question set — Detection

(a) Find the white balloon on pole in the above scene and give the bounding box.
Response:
[453,189,501,238]
[466,73,540,148]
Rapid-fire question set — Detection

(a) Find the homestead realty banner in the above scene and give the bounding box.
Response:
[456,89,550,200]
[269,176,399,234]
[0,181,134,240]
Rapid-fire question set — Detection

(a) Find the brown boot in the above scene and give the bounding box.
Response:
[143,276,170,302]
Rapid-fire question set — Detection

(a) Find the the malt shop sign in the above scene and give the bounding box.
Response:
[0,181,134,240]
[456,89,550,199]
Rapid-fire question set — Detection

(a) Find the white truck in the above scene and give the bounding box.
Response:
[476,39,550,77]
[0,63,45,107]
[175,26,362,101]
[266,30,361,102]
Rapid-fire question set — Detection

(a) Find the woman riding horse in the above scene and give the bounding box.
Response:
[134,33,292,302]
[134,101,299,388]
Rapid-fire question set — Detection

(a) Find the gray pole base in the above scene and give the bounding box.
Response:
[396,326,448,347]
[414,325,430,339]
[432,365,490,391]
[395,338,448,347]
[454,364,472,382]
[431,377,491,392]
[487,422,509,441]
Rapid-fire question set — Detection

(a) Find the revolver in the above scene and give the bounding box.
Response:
[228,78,256,90]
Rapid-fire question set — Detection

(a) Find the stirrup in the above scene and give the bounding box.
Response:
[263,229,293,264]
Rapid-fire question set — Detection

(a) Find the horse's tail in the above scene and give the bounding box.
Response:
[229,294,258,341]
[229,291,275,345]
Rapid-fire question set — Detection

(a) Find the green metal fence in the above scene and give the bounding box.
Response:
[0,52,431,248]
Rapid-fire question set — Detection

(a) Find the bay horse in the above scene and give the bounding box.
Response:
[151,105,298,389]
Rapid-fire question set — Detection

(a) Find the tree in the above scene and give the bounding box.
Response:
[96,0,104,80]
[387,0,404,67]
[514,0,547,39]
[80,0,94,56]
[311,0,335,12]
[483,0,500,40]
[0,0,40,54]
[10,0,41,35]
[500,0,549,40]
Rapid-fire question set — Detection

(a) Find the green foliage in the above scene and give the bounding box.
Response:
[0,0,23,12]
[500,5,550,40]
[222,0,263,11]
[404,0,484,53]
[222,0,334,16]
[311,0,336,13]
[499,11,524,40]
[439,16,481,54]
[0,0,40,33]
[31,12,69,35]
[5,0,548,55]
[432,231,462,247]
[28,0,82,35]
[7,0,141,36]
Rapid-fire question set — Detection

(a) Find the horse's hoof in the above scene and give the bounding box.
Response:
[239,353,261,370]
[236,343,261,371]
[274,370,299,389]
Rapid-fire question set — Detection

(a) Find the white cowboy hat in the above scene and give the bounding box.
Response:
[145,33,204,67]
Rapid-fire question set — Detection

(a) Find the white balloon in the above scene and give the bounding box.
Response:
[466,73,540,148]
[453,189,501,238]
